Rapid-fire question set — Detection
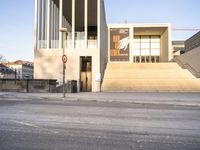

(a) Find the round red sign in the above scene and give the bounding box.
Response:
[62,55,67,63]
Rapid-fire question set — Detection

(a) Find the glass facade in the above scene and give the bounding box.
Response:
[133,35,160,63]
[35,0,98,49]
[36,0,59,49]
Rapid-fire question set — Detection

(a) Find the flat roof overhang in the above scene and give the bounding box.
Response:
[134,27,167,35]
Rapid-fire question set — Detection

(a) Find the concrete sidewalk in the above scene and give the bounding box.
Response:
[1,92,200,107]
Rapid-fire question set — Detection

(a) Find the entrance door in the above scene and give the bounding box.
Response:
[80,56,92,92]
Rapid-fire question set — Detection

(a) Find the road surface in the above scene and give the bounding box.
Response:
[0,95,200,150]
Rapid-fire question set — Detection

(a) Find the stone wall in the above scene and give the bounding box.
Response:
[0,79,57,93]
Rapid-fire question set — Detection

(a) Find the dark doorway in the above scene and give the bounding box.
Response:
[80,56,92,92]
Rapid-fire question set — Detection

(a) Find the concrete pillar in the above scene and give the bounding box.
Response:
[129,26,134,62]
[59,0,63,48]
[34,0,38,49]
[40,0,44,48]
[168,24,172,61]
[97,0,100,49]
[46,0,50,49]
[84,0,88,48]
[72,0,75,49]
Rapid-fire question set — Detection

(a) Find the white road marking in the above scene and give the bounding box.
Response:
[10,120,59,134]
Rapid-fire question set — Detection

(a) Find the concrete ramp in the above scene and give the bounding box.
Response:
[101,63,200,92]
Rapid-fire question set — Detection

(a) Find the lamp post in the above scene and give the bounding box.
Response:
[60,27,67,98]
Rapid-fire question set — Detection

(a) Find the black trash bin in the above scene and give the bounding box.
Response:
[67,80,77,93]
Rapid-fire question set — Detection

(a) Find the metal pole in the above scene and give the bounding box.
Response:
[63,30,66,98]
[60,28,67,98]
[63,60,65,97]
[63,34,65,98]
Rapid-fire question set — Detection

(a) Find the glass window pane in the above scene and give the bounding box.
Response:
[141,36,150,42]
[133,43,140,49]
[151,49,160,55]
[141,50,150,55]
[133,50,140,56]
[151,43,160,49]
[141,43,150,49]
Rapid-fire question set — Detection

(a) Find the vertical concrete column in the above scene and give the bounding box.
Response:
[97,0,100,49]
[84,0,88,48]
[129,26,134,62]
[46,0,50,49]
[44,0,47,48]
[34,0,38,49]
[72,0,75,49]
[54,3,57,47]
[59,0,63,48]
[168,24,172,61]
[41,0,44,48]
[96,0,101,92]
[50,0,53,48]
[53,2,56,48]
[108,26,110,63]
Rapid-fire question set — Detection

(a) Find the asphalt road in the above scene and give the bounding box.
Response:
[0,97,200,150]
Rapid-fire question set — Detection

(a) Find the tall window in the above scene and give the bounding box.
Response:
[37,0,47,48]
[88,0,97,48]
[133,35,160,63]
[36,0,60,49]
[75,0,85,48]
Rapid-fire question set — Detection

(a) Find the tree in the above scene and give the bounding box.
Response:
[0,54,7,63]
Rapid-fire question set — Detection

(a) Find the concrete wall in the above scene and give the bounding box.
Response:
[160,28,169,62]
[99,0,108,88]
[176,46,200,78]
[0,79,57,93]
[185,31,200,51]
[34,48,101,92]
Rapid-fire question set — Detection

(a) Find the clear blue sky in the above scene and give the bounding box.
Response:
[0,0,199,61]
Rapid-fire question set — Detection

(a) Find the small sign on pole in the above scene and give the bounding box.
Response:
[62,55,67,63]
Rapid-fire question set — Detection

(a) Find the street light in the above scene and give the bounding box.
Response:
[60,27,67,98]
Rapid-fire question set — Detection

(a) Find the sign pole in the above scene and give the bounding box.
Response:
[60,28,68,98]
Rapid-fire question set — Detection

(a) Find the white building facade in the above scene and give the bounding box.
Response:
[34,0,107,92]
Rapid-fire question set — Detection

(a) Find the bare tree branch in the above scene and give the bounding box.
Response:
[0,54,7,63]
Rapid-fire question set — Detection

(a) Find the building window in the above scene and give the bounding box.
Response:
[133,35,160,63]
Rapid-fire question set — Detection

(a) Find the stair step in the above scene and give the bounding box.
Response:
[101,63,200,92]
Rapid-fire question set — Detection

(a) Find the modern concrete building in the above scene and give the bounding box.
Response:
[108,24,172,63]
[34,0,200,92]
[34,0,107,92]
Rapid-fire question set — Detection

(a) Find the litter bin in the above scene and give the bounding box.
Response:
[67,80,77,93]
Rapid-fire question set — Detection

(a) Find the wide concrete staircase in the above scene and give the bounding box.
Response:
[101,63,200,92]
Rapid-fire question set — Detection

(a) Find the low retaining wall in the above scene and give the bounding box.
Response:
[175,47,200,78]
[0,79,57,93]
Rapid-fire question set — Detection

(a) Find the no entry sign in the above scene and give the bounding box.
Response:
[62,55,67,63]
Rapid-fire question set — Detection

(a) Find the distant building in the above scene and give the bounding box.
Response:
[5,60,34,79]
[185,31,200,52]
[172,41,185,59]
[0,64,15,79]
